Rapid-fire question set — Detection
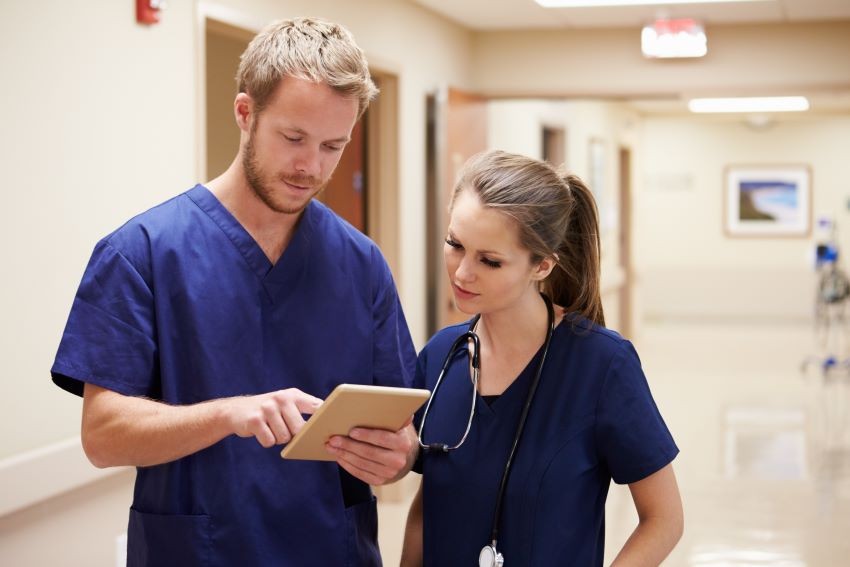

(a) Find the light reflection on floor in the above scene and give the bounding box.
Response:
[603,321,850,566]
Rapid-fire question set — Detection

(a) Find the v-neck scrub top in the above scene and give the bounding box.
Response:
[414,318,678,567]
[51,185,416,567]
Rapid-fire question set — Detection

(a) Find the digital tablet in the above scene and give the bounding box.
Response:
[280,384,431,461]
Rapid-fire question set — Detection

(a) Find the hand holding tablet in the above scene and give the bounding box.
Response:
[280,384,430,461]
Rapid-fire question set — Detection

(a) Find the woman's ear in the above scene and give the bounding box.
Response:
[532,255,557,281]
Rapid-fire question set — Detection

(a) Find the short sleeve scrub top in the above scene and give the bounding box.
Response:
[414,318,678,567]
[52,185,417,567]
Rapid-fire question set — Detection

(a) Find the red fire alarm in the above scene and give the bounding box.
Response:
[136,0,165,25]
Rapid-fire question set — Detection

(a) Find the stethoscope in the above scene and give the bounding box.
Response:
[418,293,556,567]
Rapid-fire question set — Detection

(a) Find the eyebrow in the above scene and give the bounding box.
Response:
[286,126,350,145]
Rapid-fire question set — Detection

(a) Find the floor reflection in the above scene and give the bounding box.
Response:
[604,321,850,566]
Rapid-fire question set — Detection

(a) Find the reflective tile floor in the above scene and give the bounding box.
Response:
[604,321,850,566]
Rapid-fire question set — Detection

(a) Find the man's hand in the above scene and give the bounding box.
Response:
[82,384,323,468]
[225,388,323,448]
[325,420,419,485]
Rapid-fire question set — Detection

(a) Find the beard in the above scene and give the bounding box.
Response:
[242,125,327,215]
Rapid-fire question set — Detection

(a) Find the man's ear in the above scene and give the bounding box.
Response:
[532,255,557,281]
[234,92,254,133]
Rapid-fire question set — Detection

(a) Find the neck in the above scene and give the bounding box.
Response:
[477,291,550,355]
[205,159,302,263]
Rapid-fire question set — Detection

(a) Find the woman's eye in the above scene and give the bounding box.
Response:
[481,257,502,269]
[445,238,462,249]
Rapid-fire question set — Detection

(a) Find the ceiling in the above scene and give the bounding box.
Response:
[406,0,850,115]
[408,0,850,30]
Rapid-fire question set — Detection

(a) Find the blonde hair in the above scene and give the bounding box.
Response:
[237,17,378,118]
[451,150,605,326]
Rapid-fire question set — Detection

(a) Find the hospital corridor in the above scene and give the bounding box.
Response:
[2,0,850,566]
[374,319,850,566]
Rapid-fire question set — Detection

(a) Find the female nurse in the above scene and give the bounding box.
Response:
[401,150,683,566]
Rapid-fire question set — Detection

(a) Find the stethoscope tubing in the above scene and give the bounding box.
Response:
[488,294,555,547]
[419,293,556,564]
[418,328,481,452]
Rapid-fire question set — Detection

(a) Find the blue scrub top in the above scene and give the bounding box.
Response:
[52,185,416,567]
[414,317,678,566]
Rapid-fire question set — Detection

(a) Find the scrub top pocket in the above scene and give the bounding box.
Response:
[128,508,211,567]
[343,495,380,567]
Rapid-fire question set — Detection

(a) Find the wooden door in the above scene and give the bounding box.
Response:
[321,119,366,232]
[427,87,489,334]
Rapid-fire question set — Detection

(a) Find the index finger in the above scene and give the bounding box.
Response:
[293,391,324,415]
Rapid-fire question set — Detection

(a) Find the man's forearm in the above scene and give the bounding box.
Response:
[81,383,233,468]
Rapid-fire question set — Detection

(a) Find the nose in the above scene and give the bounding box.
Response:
[454,255,477,285]
[293,145,321,179]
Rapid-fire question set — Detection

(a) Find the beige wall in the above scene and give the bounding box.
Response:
[1,0,198,461]
[637,114,850,322]
[0,1,195,561]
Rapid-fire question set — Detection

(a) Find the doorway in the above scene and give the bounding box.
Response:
[426,87,489,335]
[542,126,566,167]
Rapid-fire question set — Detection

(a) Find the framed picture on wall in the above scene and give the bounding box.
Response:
[724,165,812,237]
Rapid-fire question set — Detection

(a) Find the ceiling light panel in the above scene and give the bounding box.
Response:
[688,96,810,113]
[536,0,771,6]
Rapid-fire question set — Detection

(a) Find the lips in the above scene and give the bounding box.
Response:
[283,180,311,192]
[452,283,479,300]
[281,174,319,192]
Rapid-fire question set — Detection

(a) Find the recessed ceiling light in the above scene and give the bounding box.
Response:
[687,96,810,113]
[536,0,769,7]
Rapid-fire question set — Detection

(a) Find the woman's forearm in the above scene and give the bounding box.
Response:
[612,463,684,566]
[610,513,683,566]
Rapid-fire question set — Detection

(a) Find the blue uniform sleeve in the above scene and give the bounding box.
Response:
[370,246,417,389]
[51,239,159,398]
[595,342,678,485]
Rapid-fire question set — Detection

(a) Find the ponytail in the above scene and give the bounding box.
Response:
[453,150,605,327]
[543,175,605,326]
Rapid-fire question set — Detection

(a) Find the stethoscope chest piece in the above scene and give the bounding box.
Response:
[479,545,504,567]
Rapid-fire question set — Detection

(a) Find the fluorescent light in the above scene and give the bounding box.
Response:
[536,0,768,7]
[688,96,810,113]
